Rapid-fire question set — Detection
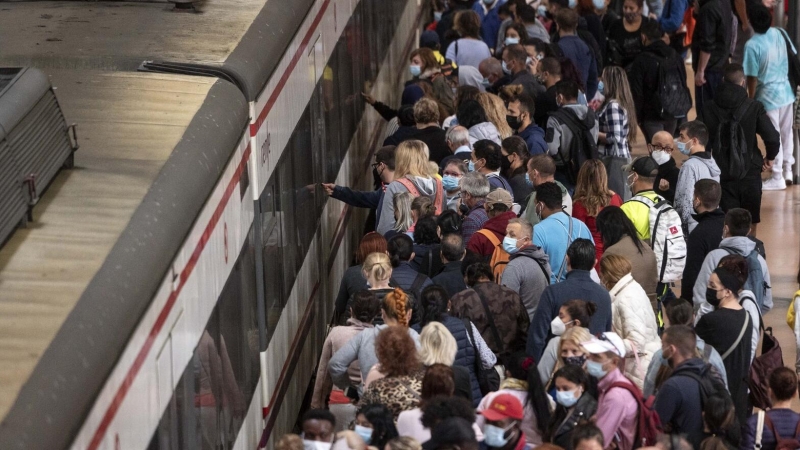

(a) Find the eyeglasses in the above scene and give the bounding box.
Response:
[371,162,382,169]
[647,144,673,152]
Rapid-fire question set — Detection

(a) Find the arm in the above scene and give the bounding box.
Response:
[756,106,781,162]
[760,255,773,313]
[331,186,382,209]
[372,101,398,122]
[471,322,498,369]
[746,76,757,99]
[733,0,749,31]
[537,337,559,385]
[376,183,398,235]
[601,102,626,150]
[617,299,649,356]
[643,348,664,397]
[654,382,681,427]
[673,167,694,226]
[594,389,632,449]
[586,53,599,100]
[311,334,336,409]
[526,288,554,359]
[647,0,663,18]
[681,230,705,300]
[545,117,562,156]
[328,334,361,389]
[658,0,687,33]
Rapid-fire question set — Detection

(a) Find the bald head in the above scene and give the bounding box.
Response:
[479,57,503,83]
[650,131,675,154]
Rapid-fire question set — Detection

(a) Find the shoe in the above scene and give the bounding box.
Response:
[785,169,794,185]
[763,177,787,191]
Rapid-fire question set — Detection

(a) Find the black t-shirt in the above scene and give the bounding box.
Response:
[606,16,656,67]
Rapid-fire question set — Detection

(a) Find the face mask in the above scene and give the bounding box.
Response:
[304,441,332,450]
[675,139,692,155]
[434,11,443,21]
[592,0,606,9]
[501,155,513,173]
[556,388,581,407]
[538,5,548,17]
[525,173,534,187]
[597,80,605,95]
[651,150,670,165]
[483,424,513,448]
[564,354,587,367]
[505,37,520,46]
[550,316,572,336]
[354,425,373,444]
[468,160,476,172]
[585,360,608,379]
[506,114,522,130]
[410,65,422,77]
[626,173,637,189]
[569,0,577,8]
[502,60,511,75]
[442,175,460,191]
[503,236,520,254]
[706,287,722,308]
[624,12,638,22]
[482,78,492,87]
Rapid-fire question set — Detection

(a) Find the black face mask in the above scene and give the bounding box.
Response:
[706,287,722,308]
[500,154,513,172]
[564,355,587,367]
[506,114,522,130]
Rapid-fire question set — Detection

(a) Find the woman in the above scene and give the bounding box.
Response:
[596,66,638,161]
[717,255,760,363]
[547,365,599,450]
[313,291,380,412]
[605,0,655,67]
[437,209,462,236]
[457,100,502,146]
[572,161,623,263]
[476,355,553,445]
[478,92,513,139]
[503,22,530,50]
[386,192,414,240]
[359,326,425,419]
[377,141,444,236]
[357,253,395,325]
[695,267,754,425]
[397,363,456,443]
[537,302,595,385]
[406,48,454,115]
[442,160,467,212]
[414,285,496,404]
[699,394,741,450]
[599,254,660,390]
[576,0,606,64]
[328,288,420,395]
[414,322,475,405]
[596,206,658,307]
[407,195,436,238]
[443,86,480,129]
[471,139,514,194]
[741,368,800,450]
[411,216,443,278]
[335,233,388,323]
[501,136,533,204]
[445,11,492,68]
[354,404,399,448]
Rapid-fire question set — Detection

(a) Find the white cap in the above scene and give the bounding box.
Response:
[581,332,626,358]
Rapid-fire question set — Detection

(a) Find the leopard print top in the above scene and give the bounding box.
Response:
[359,369,425,419]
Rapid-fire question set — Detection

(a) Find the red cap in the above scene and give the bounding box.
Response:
[481,393,524,421]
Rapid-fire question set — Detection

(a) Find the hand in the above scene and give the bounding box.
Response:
[763,159,774,172]
[322,183,336,196]
[649,12,658,19]
[695,70,706,87]
[361,92,376,105]
[659,179,670,191]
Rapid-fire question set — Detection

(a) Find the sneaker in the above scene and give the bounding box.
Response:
[785,169,794,185]
[763,177,787,191]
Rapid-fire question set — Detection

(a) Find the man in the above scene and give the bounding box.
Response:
[507,93,546,156]
[388,234,434,303]
[479,394,528,450]
[440,125,472,171]
[546,79,599,190]
[301,409,336,448]
[473,0,507,51]
[400,97,450,164]
[523,154,573,226]
[434,233,468,297]
[468,189,517,257]
[691,0,731,121]
[620,156,661,241]
[553,9,599,100]
[501,218,551,321]
[681,180,725,300]
[703,64,780,230]
[654,326,723,449]
[501,44,543,98]
[450,262,529,358]
[744,4,796,188]
[479,57,508,95]
[582,332,639,450]
[673,121,720,232]
[323,145,395,232]
[517,3,551,43]
[460,172,491,243]
[533,57,561,129]
[532,183,593,283]
[629,21,689,142]
[471,140,515,194]
[648,131,680,204]
[527,239,612,360]
[693,208,773,319]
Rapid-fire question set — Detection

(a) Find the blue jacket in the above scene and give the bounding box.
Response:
[742,409,800,450]
[391,261,433,303]
[518,123,547,156]
[658,0,689,34]
[432,261,467,298]
[653,359,713,449]
[473,0,506,50]
[332,186,385,228]
[557,35,599,99]
[526,270,612,360]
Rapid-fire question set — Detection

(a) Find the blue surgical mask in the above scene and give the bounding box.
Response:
[556,389,580,408]
[502,236,519,254]
[354,425,373,444]
[442,175,460,191]
[676,139,692,155]
[597,81,605,95]
[484,0,495,4]
[585,360,608,379]
[505,37,520,46]
[593,0,606,8]
[483,424,513,448]
[482,78,492,87]
[524,172,533,187]
[434,11,443,21]
[468,160,476,172]
[538,5,548,17]
[569,0,577,8]
[410,65,422,77]
[502,60,511,75]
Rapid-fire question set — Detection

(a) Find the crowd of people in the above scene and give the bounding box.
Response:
[294,0,800,449]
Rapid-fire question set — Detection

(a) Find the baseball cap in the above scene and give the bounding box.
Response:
[625,156,659,177]
[581,332,626,358]
[420,30,440,49]
[480,393,525,421]
[485,188,513,208]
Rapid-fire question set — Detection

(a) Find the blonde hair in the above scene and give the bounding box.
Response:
[560,327,592,357]
[414,97,440,125]
[427,161,441,178]
[362,252,392,283]
[411,195,435,220]
[418,322,457,366]
[386,437,422,450]
[393,192,414,232]
[573,160,614,216]
[599,253,632,289]
[478,92,513,139]
[395,140,431,179]
[276,434,304,450]
[602,66,638,143]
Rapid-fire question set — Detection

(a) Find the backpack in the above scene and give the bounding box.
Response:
[607,381,663,448]
[756,412,800,450]
[476,229,509,283]
[722,247,769,312]
[396,176,445,214]
[551,108,599,185]
[646,52,692,118]
[630,194,686,283]
[676,363,731,407]
[742,292,784,410]
[707,99,754,181]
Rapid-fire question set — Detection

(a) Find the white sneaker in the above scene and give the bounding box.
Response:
[785,169,794,185]
[763,176,787,191]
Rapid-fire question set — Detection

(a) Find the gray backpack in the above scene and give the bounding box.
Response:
[722,246,769,312]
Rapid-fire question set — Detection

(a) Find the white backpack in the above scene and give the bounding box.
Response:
[630,194,686,283]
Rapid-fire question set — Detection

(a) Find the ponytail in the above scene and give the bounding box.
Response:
[363,252,392,283]
[383,288,410,327]
[420,285,449,327]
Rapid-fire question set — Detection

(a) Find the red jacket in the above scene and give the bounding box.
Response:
[467,211,517,257]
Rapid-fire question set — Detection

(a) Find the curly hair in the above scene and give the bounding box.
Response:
[573,160,615,217]
[375,325,420,377]
[421,363,455,401]
[478,92,513,139]
[359,403,399,449]
[383,288,410,327]
[414,216,440,246]
[356,232,388,264]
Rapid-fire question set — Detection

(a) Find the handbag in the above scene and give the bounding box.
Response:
[744,295,784,410]
[463,318,500,395]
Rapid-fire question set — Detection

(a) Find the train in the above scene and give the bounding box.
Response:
[0,0,425,448]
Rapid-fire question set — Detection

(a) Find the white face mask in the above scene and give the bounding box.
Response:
[651,150,670,165]
[550,316,573,336]
[304,441,333,450]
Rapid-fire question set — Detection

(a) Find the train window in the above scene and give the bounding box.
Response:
[292,108,318,256]
[277,148,298,300]
[260,179,284,342]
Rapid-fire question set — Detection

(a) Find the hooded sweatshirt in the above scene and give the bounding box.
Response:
[501,245,552,321]
[545,104,600,162]
[693,236,773,320]
[653,358,712,449]
[377,176,441,235]
[466,210,518,257]
[458,65,486,93]
[468,121,502,146]
[674,151,720,232]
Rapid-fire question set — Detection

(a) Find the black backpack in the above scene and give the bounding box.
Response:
[708,100,754,181]
[552,108,599,184]
[648,53,692,118]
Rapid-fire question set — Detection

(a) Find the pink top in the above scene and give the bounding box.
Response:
[594,369,639,450]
